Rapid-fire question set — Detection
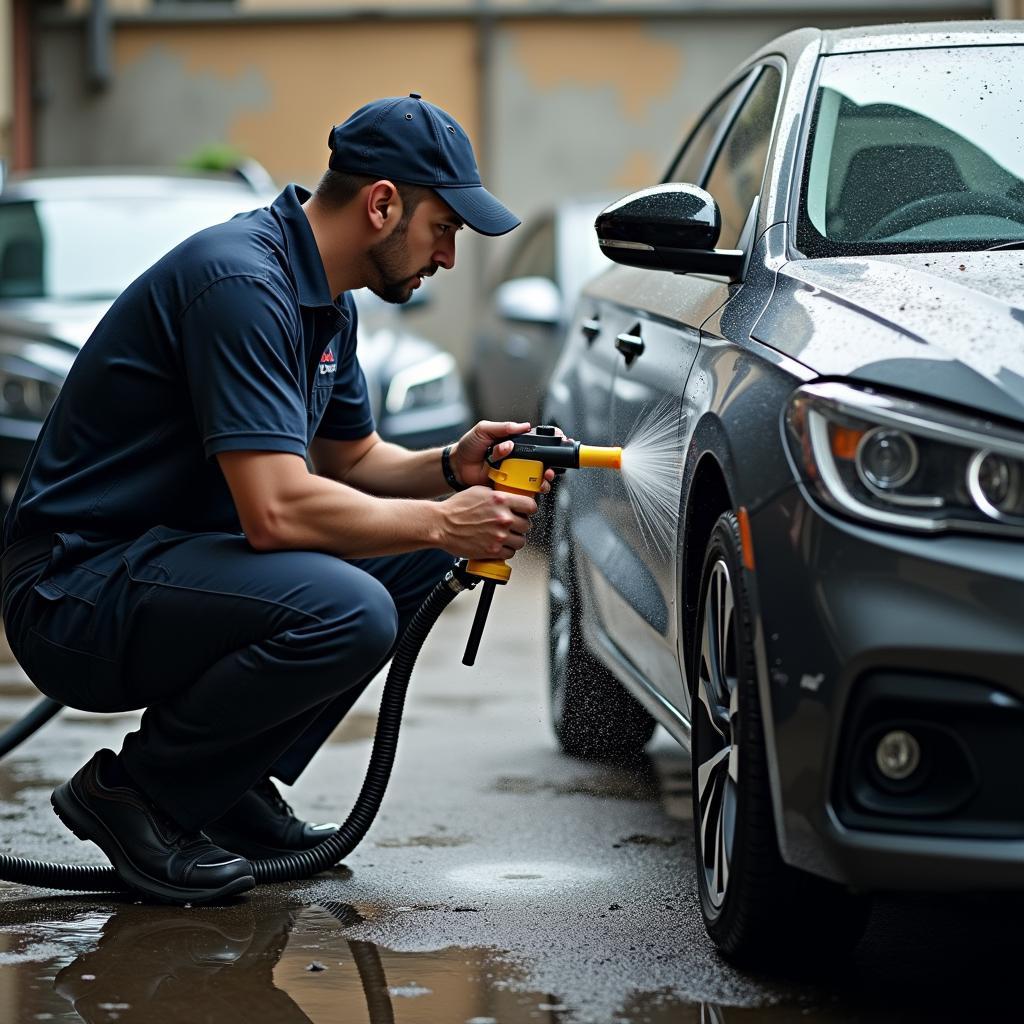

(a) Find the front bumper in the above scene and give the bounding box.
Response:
[751,481,1024,890]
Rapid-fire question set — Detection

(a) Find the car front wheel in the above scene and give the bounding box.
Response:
[692,511,869,963]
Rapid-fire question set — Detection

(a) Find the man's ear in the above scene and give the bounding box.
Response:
[366,180,402,233]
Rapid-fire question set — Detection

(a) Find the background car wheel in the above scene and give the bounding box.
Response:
[692,511,870,964]
[547,481,656,761]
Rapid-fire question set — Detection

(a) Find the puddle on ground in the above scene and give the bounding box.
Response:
[327,712,424,744]
[492,768,659,802]
[327,712,381,744]
[0,899,726,1024]
[0,681,34,699]
[419,694,505,712]
[613,834,681,849]
[1,895,1022,1022]
[375,832,472,849]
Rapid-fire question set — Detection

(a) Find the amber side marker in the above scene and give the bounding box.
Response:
[737,506,756,571]
[829,424,865,461]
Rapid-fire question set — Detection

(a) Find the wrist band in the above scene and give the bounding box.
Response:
[441,444,468,491]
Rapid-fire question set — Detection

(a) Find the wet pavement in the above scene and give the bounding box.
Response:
[1,550,1022,1022]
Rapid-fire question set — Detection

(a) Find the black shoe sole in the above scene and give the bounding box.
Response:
[51,782,256,906]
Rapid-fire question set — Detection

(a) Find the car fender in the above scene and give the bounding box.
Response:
[679,402,792,870]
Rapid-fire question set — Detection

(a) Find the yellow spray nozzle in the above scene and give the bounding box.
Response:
[577,444,622,471]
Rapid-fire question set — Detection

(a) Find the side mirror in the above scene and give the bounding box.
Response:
[595,184,743,279]
[494,276,562,326]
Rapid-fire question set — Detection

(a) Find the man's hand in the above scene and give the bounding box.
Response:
[449,420,557,493]
[438,486,537,560]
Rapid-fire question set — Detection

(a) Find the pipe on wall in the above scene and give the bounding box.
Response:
[88,0,113,90]
[12,0,32,170]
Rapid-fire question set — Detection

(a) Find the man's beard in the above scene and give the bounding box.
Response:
[367,223,432,304]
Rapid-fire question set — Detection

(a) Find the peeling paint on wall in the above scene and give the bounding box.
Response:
[509,20,681,120]
[113,22,479,185]
[37,31,269,169]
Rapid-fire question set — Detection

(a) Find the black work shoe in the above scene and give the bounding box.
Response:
[51,749,256,905]
[205,777,338,860]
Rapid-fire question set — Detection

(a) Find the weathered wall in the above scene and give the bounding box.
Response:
[38,19,480,183]
[32,4,992,362]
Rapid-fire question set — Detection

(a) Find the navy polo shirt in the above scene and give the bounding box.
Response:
[3,185,374,547]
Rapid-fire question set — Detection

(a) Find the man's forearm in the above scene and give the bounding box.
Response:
[258,476,446,556]
[335,437,455,498]
[220,450,448,557]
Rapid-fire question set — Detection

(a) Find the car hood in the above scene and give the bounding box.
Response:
[0,298,115,348]
[753,250,1024,422]
[0,294,397,384]
[2,296,457,427]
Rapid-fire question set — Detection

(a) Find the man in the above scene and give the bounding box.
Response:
[0,94,548,904]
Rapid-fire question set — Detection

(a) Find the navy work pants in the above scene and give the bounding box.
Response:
[1,527,453,830]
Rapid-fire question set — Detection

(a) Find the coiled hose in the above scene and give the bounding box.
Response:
[0,561,474,893]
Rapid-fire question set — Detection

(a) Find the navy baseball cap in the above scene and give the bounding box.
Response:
[327,93,520,237]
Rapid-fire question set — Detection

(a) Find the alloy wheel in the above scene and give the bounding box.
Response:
[695,559,740,911]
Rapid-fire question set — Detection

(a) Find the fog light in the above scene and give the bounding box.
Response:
[875,730,921,781]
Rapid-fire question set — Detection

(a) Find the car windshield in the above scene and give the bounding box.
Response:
[0,192,265,301]
[797,45,1024,257]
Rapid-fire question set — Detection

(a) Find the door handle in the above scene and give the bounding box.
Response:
[581,317,600,343]
[615,327,644,363]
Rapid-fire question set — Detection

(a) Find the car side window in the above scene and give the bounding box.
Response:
[0,202,45,299]
[500,216,556,284]
[666,79,746,187]
[704,65,783,249]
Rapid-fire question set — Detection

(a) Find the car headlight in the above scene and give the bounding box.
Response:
[384,352,460,415]
[0,357,63,421]
[0,368,60,420]
[784,381,1024,535]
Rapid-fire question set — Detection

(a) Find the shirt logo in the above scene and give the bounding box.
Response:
[319,349,337,377]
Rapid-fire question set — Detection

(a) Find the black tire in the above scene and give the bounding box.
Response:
[547,480,656,761]
[691,511,870,964]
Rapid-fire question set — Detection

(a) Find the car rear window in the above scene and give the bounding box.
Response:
[797,45,1024,256]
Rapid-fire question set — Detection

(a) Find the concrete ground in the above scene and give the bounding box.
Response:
[1,549,1022,1023]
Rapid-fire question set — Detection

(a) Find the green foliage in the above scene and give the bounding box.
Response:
[180,143,246,172]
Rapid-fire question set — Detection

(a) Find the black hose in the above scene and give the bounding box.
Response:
[0,563,473,893]
[0,695,63,758]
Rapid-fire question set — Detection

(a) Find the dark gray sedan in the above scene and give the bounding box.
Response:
[544,20,1024,964]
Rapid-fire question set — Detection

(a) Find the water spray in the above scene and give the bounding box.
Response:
[618,398,686,557]
[0,425,625,902]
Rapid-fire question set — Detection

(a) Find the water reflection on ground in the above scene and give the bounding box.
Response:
[3,890,1024,1023]
[0,896,722,1023]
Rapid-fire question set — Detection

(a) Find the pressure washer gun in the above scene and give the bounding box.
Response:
[460,425,623,666]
